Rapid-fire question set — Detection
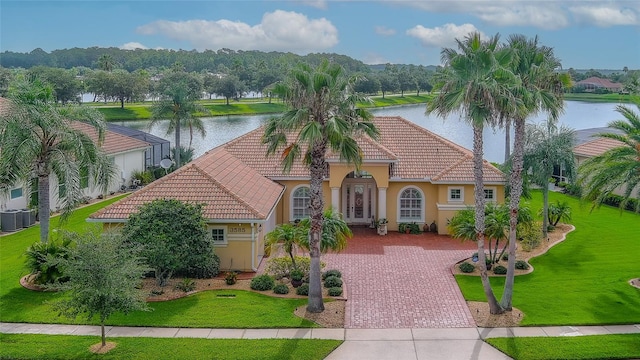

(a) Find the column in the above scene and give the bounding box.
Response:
[377,187,387,219]
[331,187,340,211]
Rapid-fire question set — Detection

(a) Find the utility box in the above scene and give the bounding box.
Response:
[1,209,22,232]
[21,209,36,227]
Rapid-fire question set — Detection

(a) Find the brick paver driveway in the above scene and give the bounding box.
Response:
[323,228,478,329]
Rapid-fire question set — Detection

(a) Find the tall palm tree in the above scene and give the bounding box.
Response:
[578,104,640,213]
[151,71,206,168]
[427,32,516,314]
[0,78,115,243]
[262,59,378,313]
[498,34,569,310]
[97,54,116,72]
[523,120,576,238]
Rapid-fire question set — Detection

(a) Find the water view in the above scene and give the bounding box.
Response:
[115,101,621,164]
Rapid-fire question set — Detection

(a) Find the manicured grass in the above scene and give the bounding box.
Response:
[563,93,635,103]
[364,94,433,108]
[97,106,152,121]
[204,102,285,116]
[456,191,640,326]
[487,334,640,360]
[0,333,341,360]
[0,197,315,328]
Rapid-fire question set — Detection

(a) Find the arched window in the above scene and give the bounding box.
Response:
[291,186,311,220]
[398,187,423,221]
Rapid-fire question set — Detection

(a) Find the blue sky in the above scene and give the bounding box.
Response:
[1,0,639,69]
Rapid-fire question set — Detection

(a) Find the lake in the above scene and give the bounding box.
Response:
[114,101,622,164]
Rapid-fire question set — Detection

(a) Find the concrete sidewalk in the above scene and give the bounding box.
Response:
[2,323,639,360]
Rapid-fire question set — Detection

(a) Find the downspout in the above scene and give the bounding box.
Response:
[251,223,258,272]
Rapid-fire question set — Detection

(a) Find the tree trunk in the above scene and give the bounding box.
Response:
[473,124,503,314]
[306,141,326,313]
[542,186,549,238]
[120,97,124,109]
[101,321,106,347]
[174,119,181,169]
[501,118,524,310]
[38,173,50,243]
[504,119,511,163]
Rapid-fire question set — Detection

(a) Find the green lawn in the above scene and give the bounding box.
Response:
[487,334,640,360]
[456,191,640,326]
[0,333,341,360]
[563,92,635,103]
[0,197,315,328]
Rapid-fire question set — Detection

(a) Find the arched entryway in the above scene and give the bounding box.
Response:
[341,171,377,225]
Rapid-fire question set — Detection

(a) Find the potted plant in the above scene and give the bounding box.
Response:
[290,269,304,288]
[225,271,237,285]
[377,218,388,235]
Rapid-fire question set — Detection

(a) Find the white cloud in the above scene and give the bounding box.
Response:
[136,10,338,54]
[375,26,396,36]
[406,23,485,48]
[570,5,638,27]
[120,42,148,50]
[381,0,640,29]
[362,52,390,65]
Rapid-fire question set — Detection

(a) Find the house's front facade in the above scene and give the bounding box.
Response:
[90,116,505,272]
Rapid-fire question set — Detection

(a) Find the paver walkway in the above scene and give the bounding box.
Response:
[323,228,477,329]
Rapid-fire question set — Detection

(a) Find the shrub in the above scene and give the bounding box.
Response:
[322,269,342,280]
[224,271,237,285]
[24,237,74,285]
[296,283,309,296]
[328,287,343,296]
[515,260,530,270]
[493,265,507,275]
[501,253,508,261]
[290,269,304,281]
[273,284,290,294]
[265,256,325,280]
[458,262,475,273]
[323,275,343,288]
[250,274,275,291]
[175,278,196,292]
[519,223,543,251]
[178,252,220,279]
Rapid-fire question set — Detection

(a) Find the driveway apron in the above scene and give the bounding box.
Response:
[323,228,478,329]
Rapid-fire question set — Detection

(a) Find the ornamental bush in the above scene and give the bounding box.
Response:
[458,262,475,273]
[328,287,343,296]
[493,265,507,275]
[273,284,290,294]
[322,269,342,280]
[250,274,275,291]
[296,283,309,296]
[323,275,343,288]
[25,237,74,285]
[515,260,530,270]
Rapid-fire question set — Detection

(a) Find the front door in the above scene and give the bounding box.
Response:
[342,181,376,224]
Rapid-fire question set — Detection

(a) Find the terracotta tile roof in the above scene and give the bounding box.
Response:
[71,122,150,155]
[222,116,504,183]
[576,77,623,90]
[90,147,284,221]
[573,137,624,157]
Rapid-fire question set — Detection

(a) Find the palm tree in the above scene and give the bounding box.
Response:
[427,32,516,314]
[151,71,207,168]
[578,104,640,213]
[97,54,116,72]
[264,223,306,268]
[299,208,352,253]
[546,200,572,226]
[498,34,569,310]
[262,59,378,313]
[523,120,576,238]
[0,77,115,243]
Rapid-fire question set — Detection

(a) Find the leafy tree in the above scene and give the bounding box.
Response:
[299,208,352,253]
[48,230,149,348]
[121,199,216,286]
[427,32,516,315]
[378,72,399,98]
[498,34,569,310]
[0,77,116,243]
[265,223,306,269]
[151,70,206,167]
[354,73,381,95]
[523,120,576,237]
[0,66,14,96]
[96,54,117,72]
[106,69,150,109]
[578,104,640,213]
[27,66,83,104]
[262,59,378,313]
[214,74,245,105]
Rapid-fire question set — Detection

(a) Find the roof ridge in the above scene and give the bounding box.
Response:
[432,154,471,181]
[360,134,398,160]
[191,160,265,219]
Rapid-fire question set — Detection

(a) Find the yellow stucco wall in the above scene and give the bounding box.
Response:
[274,179,331,223]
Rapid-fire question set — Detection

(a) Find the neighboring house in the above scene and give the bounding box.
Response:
[90,116,506,271]
[575,77,624,93]
[107,123,171,169]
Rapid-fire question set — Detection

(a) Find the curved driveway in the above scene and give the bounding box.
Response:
[323,228,477,329]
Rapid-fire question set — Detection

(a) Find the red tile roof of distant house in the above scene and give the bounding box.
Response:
[90,147,285,221]
[576,77,623,90]
[573,137,624,157]
[71,122,150,155]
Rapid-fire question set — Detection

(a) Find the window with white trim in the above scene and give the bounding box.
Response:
[211,227,227,245]
[398,187,423,221]
[10,187,23,199]
[484,187,496,202]
[291,186,311,220]
[448,187,463,202]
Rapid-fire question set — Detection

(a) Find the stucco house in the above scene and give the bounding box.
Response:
[575,77,624,93]
[90,116,505,272]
